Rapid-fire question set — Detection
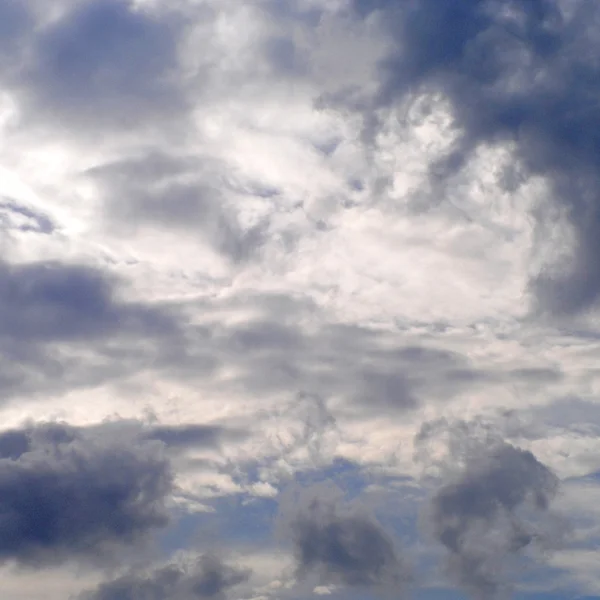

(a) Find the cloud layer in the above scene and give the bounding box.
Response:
[0,0,598,598]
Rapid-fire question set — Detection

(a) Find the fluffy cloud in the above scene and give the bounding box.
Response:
[347,0,600,316]
[0,421,172,566]
[0,0,598,598]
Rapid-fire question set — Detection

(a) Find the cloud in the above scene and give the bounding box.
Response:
[145,423,247,452]
[86,151,267,262]
[0,0,33,73]
[197,312,484,414]
[0,260,174,342]
[417,418,564,599]
[0,257,490,417]
[19,0,184,130]
[346,0,600,315]
[0,259,184,400]
[0,199,55,234]
[277,482,411,594]
[79,554,251,600]
[0,421,173,566]
[0,1,595,597]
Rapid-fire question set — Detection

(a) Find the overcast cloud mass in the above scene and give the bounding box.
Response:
[0,0,599,598]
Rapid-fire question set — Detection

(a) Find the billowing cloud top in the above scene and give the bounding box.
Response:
[0,0,598,598]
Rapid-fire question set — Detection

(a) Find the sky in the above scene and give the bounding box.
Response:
[0,0,600,598]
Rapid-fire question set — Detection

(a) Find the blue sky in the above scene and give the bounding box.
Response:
[0,0,599,598]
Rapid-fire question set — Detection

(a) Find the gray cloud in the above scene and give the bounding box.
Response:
[0,419,242,458]
[0,254,556,425]
[0,420,173,566]
[86,152,268,263]
[139,293,553,423]
[0,260,175,343]
[516,396,600,439]
[203,314,474,413]
[417,419,563,599]
[203,311,549,416]
[79,554,251,600]
[278,482,411,593]
[0,258,478,412]
[0,0,31,71]
[145,423,247,451]
[0,259,184,400]
[345,0,600,316]
[19,0,184,130]
[0,199,55,234]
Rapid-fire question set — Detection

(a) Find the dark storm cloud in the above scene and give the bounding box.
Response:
[0,421,77,460]
[0,420,173,566]
[79,554,251,600]
[417,419,563,599]
[347,0,600,315]
[0,260,183,399]
[20,0,183,129]
[278,482,411,592]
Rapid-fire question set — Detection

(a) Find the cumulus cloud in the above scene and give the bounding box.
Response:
[347,0,600,315]
[0,0,596,597]
[417,419,564,599]
[277,482,411,594]
[79,554,251,600]
[0,420,173,566]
